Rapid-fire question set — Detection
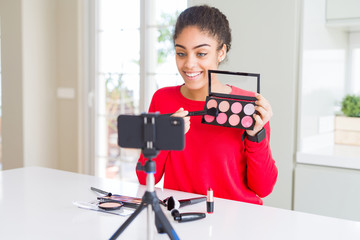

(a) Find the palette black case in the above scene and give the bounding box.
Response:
[201,70,260,130]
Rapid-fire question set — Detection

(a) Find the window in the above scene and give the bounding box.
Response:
[348,32,360,94]
[91,0,187,181]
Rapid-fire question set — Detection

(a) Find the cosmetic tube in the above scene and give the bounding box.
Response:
[207,188,214,213]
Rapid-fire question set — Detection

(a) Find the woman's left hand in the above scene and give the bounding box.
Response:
[246,93,273,136]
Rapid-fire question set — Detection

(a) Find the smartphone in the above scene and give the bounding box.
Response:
[117,114,185,151]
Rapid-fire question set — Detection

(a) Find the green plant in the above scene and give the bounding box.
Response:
[157,11,179,64]
[341,94,360,117]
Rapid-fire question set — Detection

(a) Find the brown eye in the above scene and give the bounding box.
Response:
[176,52,186,57]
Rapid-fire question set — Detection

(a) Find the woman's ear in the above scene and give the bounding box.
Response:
[218,44,227,63]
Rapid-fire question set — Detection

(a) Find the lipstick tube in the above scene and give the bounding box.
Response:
[207,188,214,213]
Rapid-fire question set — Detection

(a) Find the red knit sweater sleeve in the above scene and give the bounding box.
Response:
[245,122,278,197]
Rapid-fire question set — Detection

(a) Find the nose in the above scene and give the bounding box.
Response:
[184,54,197,69]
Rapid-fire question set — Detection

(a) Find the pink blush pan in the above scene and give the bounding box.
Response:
[231,102,242,114]
[204,115,215,123]
[219,101,230,112]
[204,99,218,123]
[216,113,227,124]
[207,99,218,109]
[244,103,255,115]
[229,114,240,126]
[241,116,253,128]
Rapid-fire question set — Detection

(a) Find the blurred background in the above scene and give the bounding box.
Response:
[0,0,359,222]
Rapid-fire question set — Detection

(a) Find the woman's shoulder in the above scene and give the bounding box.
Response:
[153,85,181,99]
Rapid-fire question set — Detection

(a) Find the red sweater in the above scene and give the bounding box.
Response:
[136,85,278,204]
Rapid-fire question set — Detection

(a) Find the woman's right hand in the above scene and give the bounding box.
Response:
[171,107,190,134]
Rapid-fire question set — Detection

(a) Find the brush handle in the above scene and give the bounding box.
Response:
[163,110,206,117]
[186,110,206,116]
[91,187,112,196]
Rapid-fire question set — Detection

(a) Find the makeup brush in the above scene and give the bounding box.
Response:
[166,196,207,211]
[91,187,112,197]
[164,107,218,117]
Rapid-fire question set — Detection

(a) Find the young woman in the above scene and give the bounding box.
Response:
[136,5,277,205]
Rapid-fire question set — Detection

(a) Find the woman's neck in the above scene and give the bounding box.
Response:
[180,85,208,101]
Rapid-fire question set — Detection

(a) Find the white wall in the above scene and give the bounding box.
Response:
[0,0,81,172]
[22,0,58,168]
[56,0,81,172]
[189,0,301,209]
[0,0,25,169]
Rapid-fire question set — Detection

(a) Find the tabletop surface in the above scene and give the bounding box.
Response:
[1,167,360,240]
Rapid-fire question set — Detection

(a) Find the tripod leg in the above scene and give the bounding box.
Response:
[155,214,165,234]
[151,197,180,240]
[109,201,146,240]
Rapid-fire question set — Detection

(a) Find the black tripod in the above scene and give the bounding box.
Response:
[110,114,180,240]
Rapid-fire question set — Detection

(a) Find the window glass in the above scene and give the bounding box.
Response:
[350,48,360,94]
[349,32,360,95]
[153,0,186,89]
[96,0,141,179]
[95,0,187,180]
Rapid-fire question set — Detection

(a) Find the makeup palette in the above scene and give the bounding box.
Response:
[98,201,123,211]
[201,70,260,130]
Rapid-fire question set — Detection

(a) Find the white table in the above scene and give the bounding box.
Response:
[0,167,359,239]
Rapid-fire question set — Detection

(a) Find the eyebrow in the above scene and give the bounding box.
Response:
[175,43,211,49]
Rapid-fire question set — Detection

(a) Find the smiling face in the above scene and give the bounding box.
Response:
[174,26,226,100]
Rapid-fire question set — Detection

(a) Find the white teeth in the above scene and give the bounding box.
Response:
[186,72,201,77]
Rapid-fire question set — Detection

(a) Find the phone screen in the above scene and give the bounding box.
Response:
[117,114,185,151]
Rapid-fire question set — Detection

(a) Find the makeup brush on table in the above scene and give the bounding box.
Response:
[163,107,219,117]
[166,196,207,211]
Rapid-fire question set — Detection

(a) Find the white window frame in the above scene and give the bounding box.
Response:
[79,0,97,175]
